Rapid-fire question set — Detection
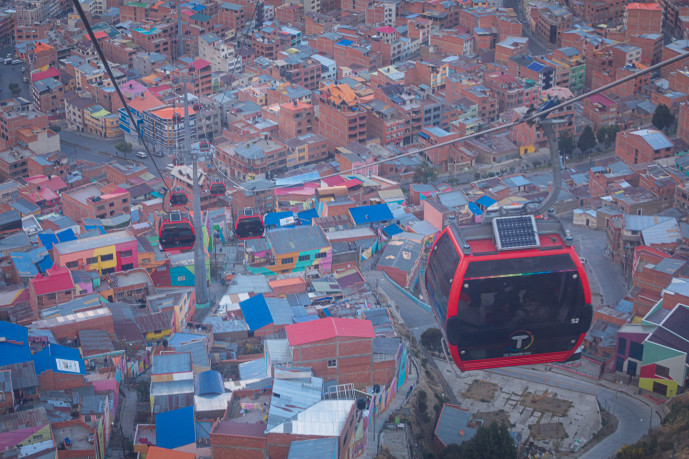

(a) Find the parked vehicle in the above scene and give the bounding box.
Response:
[11,59,21,65]
[136,151,147,159]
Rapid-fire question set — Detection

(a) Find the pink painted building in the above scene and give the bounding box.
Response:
[52,230,138,275]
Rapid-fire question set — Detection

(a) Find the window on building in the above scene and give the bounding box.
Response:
[177,275,186,282]
[100,254,114,262]
[327,359,337,368]
[298,254,310,262]
[629,341,643,360]
[315,252,326,259]
[122,198,128,203]
[46,293,56,300]
[617,337,626,355]
[156,266,166,272]
[655,365,670,378]
[101,267,115,275]
[121,250,133,258]
[282,257,294,264]
[86,256,98,265]
[109,202,114,207]
[121,263,134,271]
[66,261,78,269]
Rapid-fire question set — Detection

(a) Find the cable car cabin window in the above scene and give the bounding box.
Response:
[236,217,263,238]
[426,233,460,323]
[160,223,195,247]
[449,255,586,361]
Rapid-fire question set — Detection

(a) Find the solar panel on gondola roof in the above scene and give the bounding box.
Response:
[492,215,540,250]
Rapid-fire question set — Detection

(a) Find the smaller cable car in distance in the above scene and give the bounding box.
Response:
[425,215,592,371]
[170,188,188,207]
[235,208,264,240]
[159,211,195,252]
[210,181,226,197]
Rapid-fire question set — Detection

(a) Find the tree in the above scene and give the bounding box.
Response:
[114,141,133,158]
[596,126,608,145]
[453,422,518,459]
[558,132,575,157]
[413,159,437,184]
[652,104,675,131]
[8,83,20,97]
[577,126,597,152]
[421,328,443,353]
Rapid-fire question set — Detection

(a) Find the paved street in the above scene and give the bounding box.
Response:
[60,129,171,178]
[363,269,435,339]
[0,45,32,100]
[562,216,628,307]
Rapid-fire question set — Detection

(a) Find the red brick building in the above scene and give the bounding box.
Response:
[678,101,689,144]
[28,266,75,320]
[624,3,662,38]
[615,128,674,165]
[318,84,367,148]
[583,94,617,130]
[61,182,131,223]
[285,317,393,388]
[630,33,663,66]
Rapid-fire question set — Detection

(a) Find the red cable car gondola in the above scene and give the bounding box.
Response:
[425,215,592,371]
[210,181,226,197]
[234,208,264,240]
[170,188,188,207]
[159,211,195,252]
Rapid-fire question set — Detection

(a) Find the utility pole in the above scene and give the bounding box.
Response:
[177,0,184,58]
[180,78,210,308]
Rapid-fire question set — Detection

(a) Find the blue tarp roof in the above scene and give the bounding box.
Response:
[239,294,272,331]
[475,196,497,208]
[383,224,404,237]
[468,202,482,215]
[156,405,196,449]
[297,208,318,225]
[37,228,77,250]
[264,211,295,228]
[349,204,393,225]
[32,343,85,375]
[0,321,31,366]
[10,252,39,277]
[336,39,353,46]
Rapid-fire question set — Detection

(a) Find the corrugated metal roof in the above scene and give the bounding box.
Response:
[268,377,324,430]
[152,352,192,375]
[268,399,354,435]
[286,318,374,346]
[238,357,268,381]
[633,129,673,150]
[265,339,292,364]
[135,310,173,333]
[267,226,330,255]
[151,379,195,396]
[196,370,224,396]
[266,297,294,326]
[641,218,681,245]
[288,438,338,459]
[227,274,272,295]
[0,361,38,390]
[434,405,476,447]
[177,340,209,368]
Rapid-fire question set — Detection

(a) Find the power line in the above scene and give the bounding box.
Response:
[243,50,689,194]
[69,0,172,199]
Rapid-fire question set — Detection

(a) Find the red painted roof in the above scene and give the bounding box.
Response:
[191,59,211,70]
[587,93,615,107]
[31,67,60,83]
[286,317,374,346]
[322,176,345,187]
[626,2,661,10]
[377,26,397,34]
[31,266,74,296]
[83,30,108,41]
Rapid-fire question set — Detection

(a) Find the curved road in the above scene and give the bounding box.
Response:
[365,268,660,458]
